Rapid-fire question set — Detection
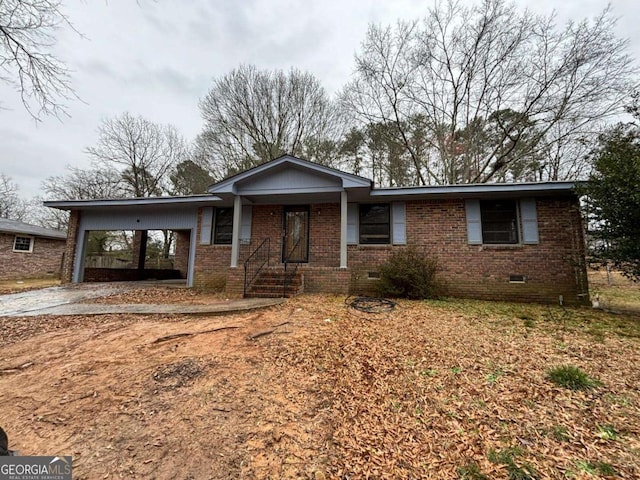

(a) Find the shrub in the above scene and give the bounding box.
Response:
[377,247,439,299]
[546,365,602,390]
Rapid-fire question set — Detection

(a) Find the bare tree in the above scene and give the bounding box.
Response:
[86,112,189,197]
[0,0,76,120]
[0,173,27,219]
[26,166,126,230]
[43,165,126,200]
[198,64,341,178]
[342,0,637,185]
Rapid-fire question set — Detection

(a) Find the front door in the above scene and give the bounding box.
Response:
[282,206,309,263]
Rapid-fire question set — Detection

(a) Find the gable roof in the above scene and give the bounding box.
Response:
[207,155,372,195]
[0,218,67,239]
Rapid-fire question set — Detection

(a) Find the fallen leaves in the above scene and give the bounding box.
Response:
[0,291,638,479]
[275,296,640,479]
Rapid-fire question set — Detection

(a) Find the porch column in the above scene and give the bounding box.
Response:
[340,190,348,268]
[231,195,242,267]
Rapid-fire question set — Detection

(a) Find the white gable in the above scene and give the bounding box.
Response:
[208,155,371,195]
[236,165,341,194]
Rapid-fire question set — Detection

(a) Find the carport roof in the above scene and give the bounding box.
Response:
[44,194,222,210]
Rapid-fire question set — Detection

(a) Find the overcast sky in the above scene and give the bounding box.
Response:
[1,0,638,199]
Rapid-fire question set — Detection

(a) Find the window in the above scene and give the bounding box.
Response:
[359,204,390,244]
[480,200,519,244]
[213,208,233,244]
[13,236,33,252]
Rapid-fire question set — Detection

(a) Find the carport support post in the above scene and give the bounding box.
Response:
[231,195,242,268]
[134,230,148,270]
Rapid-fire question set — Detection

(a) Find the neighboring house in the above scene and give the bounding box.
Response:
[0,218,67,280]
[45,155,589,304]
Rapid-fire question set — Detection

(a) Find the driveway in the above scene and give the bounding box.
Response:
[0,282,284,317]
[0,283,133,317]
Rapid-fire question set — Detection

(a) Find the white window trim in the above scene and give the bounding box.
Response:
[13,235,34,253]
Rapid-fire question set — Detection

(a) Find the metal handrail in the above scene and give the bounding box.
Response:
[283,237,301,297]
[243,238,270,296]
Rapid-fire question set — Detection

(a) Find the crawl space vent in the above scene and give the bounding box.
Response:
[509,275,526,283]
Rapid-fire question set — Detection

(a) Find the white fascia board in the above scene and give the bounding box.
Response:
[44,195,222,210]
[369,182,578,199]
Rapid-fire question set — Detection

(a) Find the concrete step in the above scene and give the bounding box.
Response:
[249,285,301,294]
[251,278,302,287]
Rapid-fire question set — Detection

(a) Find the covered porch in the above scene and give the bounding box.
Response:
[196,156,374,296]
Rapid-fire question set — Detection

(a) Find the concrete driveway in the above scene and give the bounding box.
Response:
[0,282,284,317]
[0,283,133,317]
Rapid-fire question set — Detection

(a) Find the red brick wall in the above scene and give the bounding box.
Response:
[83,268,182,282]
[192,208,233,289]
[70,196,587,304]
[173,230,191,277]
[60,210,80,283]
[246,204,341,267]
[348,197,589,304]
[0,233,66,280]
[298,267,350,294]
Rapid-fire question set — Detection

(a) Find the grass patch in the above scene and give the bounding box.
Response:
[574,460,617,476]
[595,424,618,441]
[0,277,60,294]
[549,425,570,442]
[546,365,602,390]
[487,447,539,480]
[457,461,488,479]
[424,297,640,339]
[589,268,640,312]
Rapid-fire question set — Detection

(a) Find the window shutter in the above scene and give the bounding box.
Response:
[347,203,358,244]
[241,205,252,243]
[392,202,406,245]
[200,207,213,245]
[520,198,539,244]
[465,199,482,245]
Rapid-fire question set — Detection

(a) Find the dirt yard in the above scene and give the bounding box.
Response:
[1,292,639,479]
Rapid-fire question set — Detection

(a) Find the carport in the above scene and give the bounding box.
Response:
[44,196,220,287]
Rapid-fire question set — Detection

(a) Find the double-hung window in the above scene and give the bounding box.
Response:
[465,198,539,245]
[359,204,391,244]
[213,208,233,245]
[480,200,519,244]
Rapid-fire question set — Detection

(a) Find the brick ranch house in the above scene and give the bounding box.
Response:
[45,155,589,304]
[0,218,66,280]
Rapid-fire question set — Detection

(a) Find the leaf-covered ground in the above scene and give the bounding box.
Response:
[1,292,638,479]
[283,297,639,478]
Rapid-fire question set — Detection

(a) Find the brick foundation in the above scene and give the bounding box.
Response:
[83,268,183,282]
